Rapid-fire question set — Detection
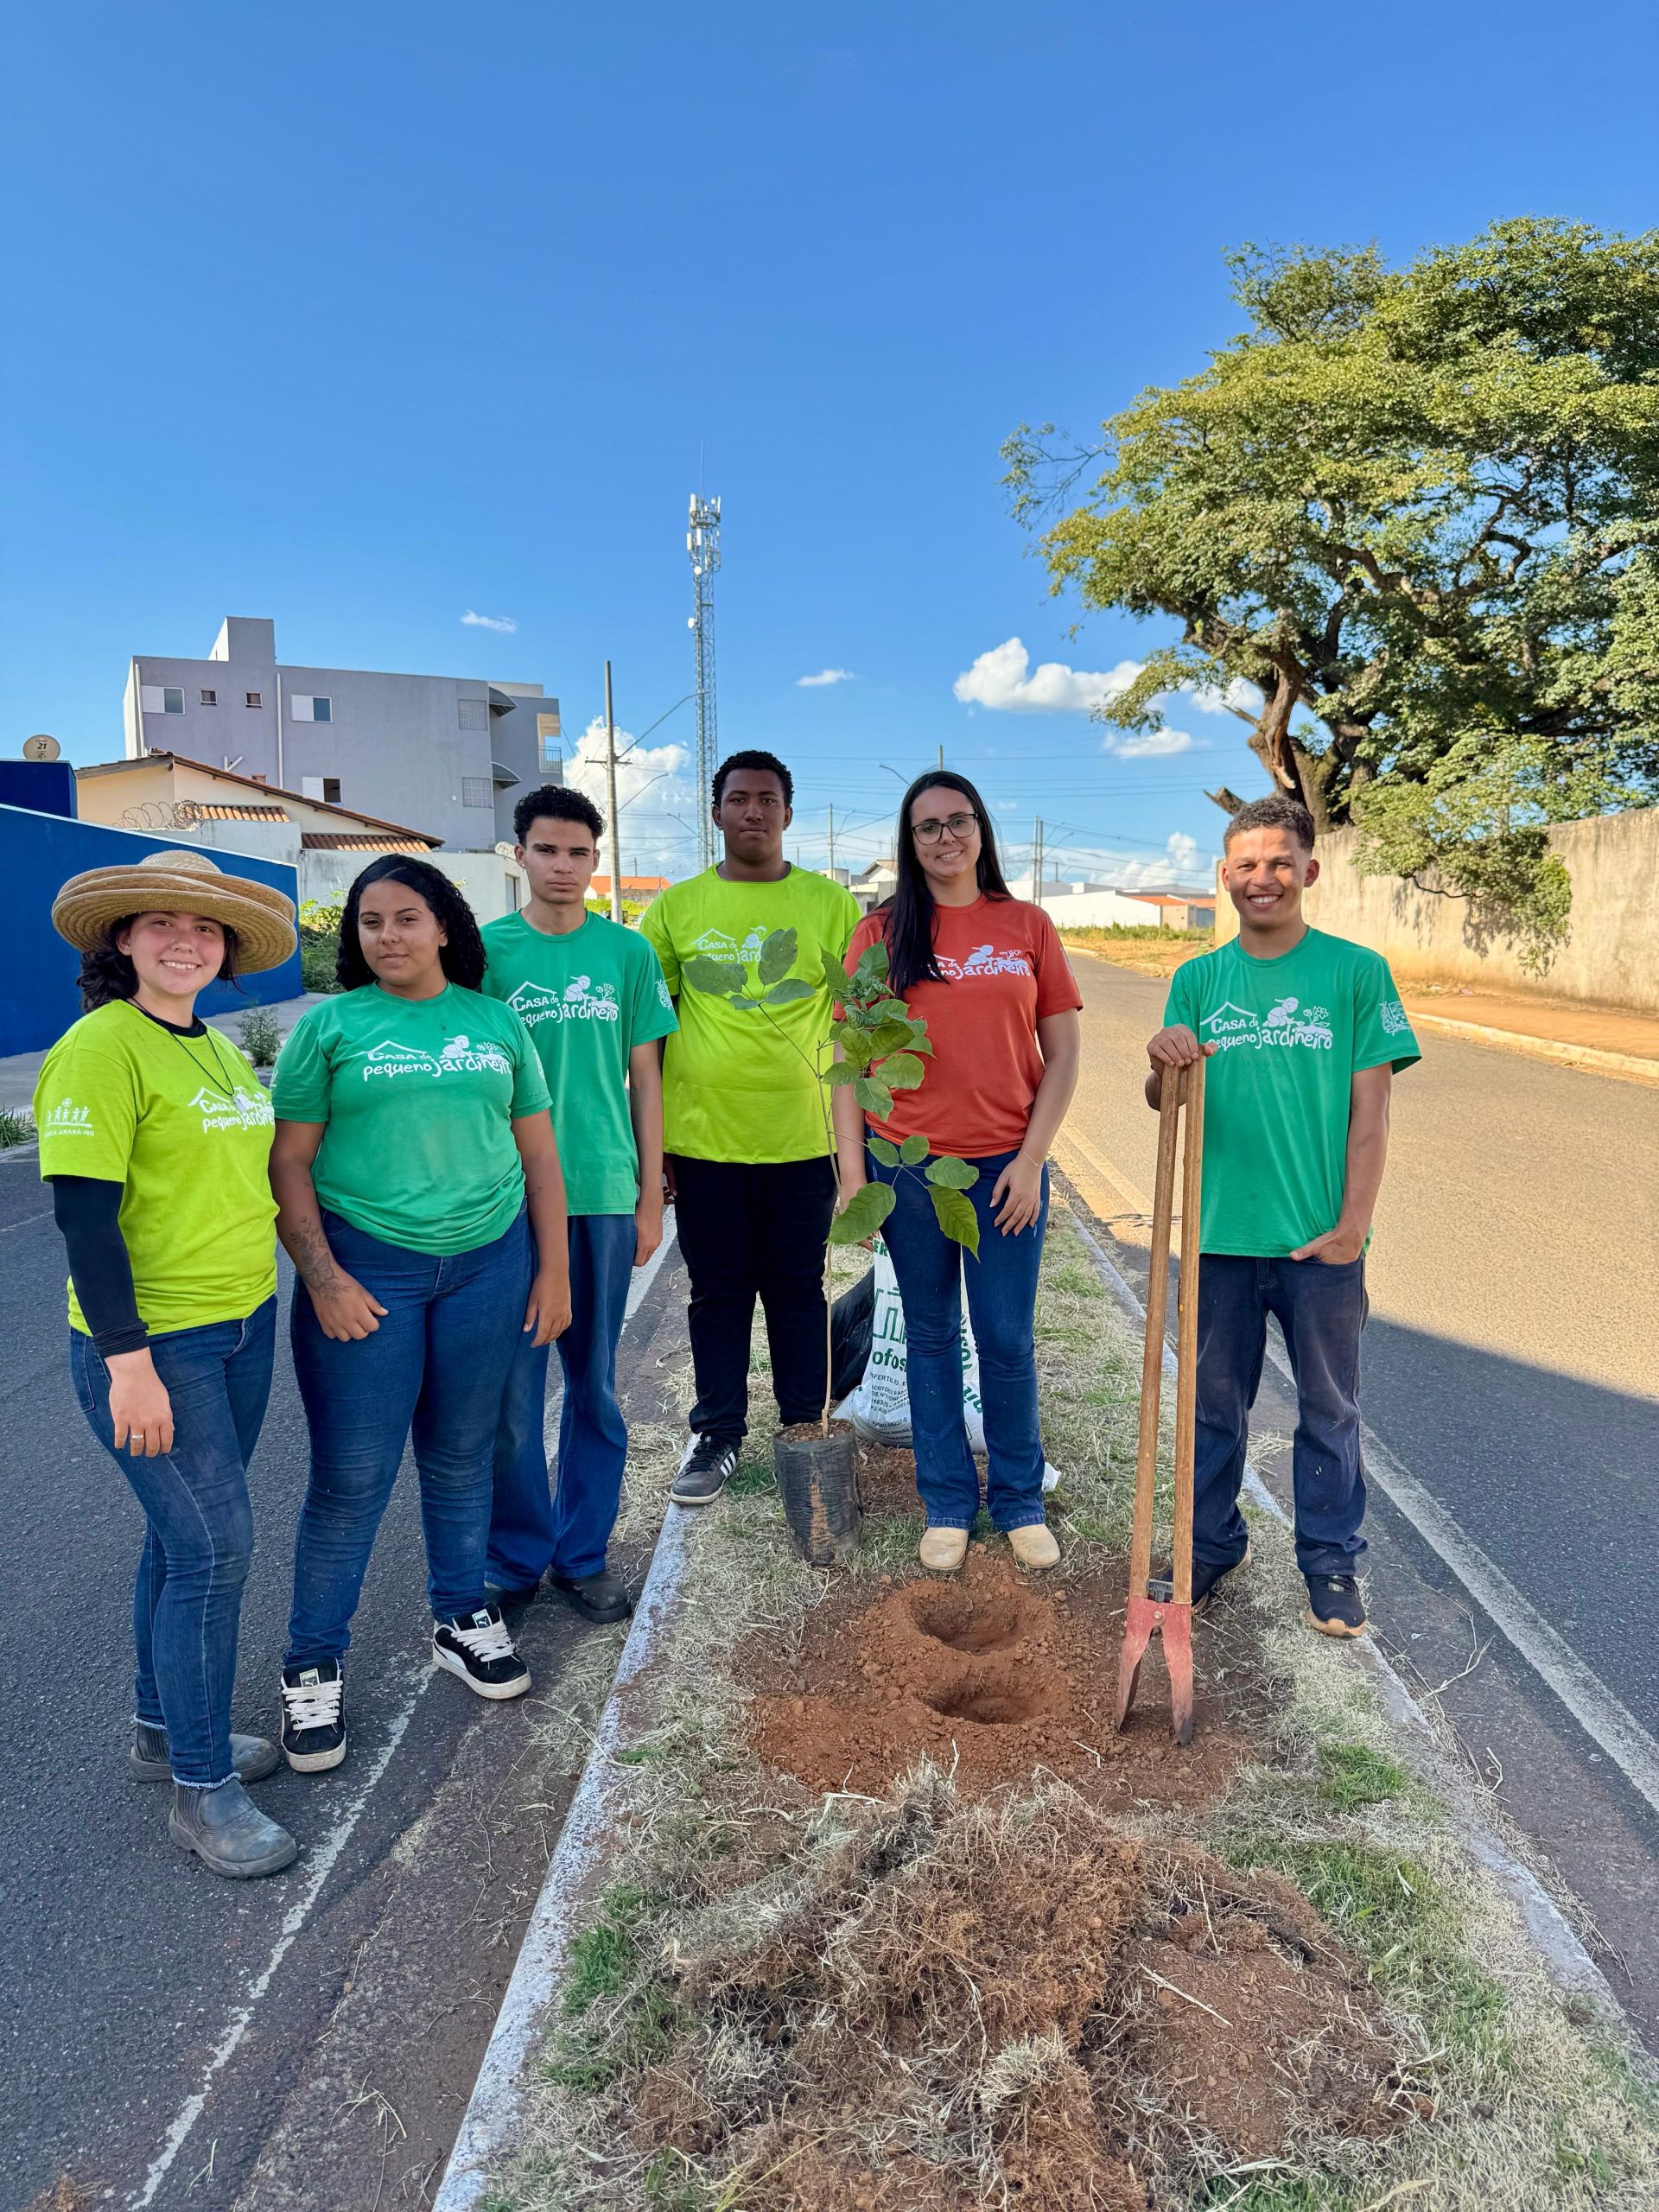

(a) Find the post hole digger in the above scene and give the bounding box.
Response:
[1115,1053,1204,1745]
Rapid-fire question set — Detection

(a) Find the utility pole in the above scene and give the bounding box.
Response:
[1032,817,1045,909]
[604,659,623,925]
[937,744,944,770]
[827,802,836,880]
[687,493,721,870]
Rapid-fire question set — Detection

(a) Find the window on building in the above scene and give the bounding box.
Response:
[461,777,492,810]
[245,691,262,709]
[323,777,340,804]
[200,689,217,706]
[302,777,343,805]
[458,698,488,733]
[140,685,185,715]
[537,709,563,770]
[290,695,333,722]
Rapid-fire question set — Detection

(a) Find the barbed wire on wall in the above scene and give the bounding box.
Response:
[118,803,204,830]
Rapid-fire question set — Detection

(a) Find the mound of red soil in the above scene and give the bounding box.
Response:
[747,1550,1247,1805]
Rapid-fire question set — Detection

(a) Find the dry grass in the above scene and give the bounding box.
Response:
[1061,930,1213,982]
[480,1221,1659,2210]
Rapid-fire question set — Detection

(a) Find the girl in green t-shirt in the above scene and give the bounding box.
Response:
[38,848,301,1880]
[270,858,570,1775]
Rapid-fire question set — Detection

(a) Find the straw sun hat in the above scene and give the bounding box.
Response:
[51,849,298,976]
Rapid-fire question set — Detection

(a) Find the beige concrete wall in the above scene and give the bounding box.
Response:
[74,758,175,826]
[1214,810,1659,1014]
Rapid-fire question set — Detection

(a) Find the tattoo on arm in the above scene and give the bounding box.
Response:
[289,1220,339,1292]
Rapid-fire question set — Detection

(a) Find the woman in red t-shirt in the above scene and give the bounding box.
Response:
[835,773,1081,1574]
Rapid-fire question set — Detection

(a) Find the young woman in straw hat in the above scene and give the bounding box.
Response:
[268,856,569,1774]
[36,848,300,1878]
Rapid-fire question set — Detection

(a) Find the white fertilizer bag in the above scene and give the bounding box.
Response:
[839,1239,1061,1492]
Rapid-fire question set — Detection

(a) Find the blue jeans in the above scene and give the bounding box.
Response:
[70,1300,276,1787]
[1194,1253,1370,1577]
[868,1144,1049,1533]
[490,1213,636,1587]
[285,1209,533,1668]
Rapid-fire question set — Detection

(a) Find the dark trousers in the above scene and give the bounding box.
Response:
[1194,1253,1369,1578]
[670,1154,838,1446]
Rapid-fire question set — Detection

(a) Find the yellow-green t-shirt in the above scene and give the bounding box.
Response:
[638,867,861,1162]
[271,982,550,1255]
[35,1001,278,1336]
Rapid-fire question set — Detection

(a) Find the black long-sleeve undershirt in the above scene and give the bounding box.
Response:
[50,1175,149,1356]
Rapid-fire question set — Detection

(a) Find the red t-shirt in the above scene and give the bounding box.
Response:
[845,896,1083,1160]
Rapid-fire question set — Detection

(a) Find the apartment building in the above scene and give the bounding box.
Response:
[122,617,563,850]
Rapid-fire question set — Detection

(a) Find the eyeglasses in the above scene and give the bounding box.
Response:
[912,810,978,845]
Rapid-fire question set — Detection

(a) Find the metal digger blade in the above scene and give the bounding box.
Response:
[1115,1592,1195,1745]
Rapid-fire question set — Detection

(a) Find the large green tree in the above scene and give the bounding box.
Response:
[1004,219,1659,951]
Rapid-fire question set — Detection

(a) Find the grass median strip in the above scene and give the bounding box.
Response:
[481,1224,1659,2209]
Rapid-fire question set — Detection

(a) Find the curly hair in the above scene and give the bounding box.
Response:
[512,783,604,845]
[78,917,242,1011]
[1223,794,1315,851]
[336,857,486,991]
[712,748,793,809]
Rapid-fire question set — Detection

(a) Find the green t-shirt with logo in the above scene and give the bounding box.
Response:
[1164,928,1421,1258]
[639,866,861,1163]
[480,910,677,1217]
[35,1001,278,1335]
[272,983,550,1255]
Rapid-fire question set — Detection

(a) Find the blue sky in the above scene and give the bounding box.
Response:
[6,1,1658,886]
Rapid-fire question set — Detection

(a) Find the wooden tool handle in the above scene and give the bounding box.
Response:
[1129,1064,1183,1592]
[1171,1053,1205,1606]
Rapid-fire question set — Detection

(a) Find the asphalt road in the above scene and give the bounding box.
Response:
[0,1150,686,2212]
[1058,952,1659,2039]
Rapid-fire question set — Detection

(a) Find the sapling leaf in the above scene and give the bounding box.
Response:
[863,940,890,979]
[925,1154,979,1190]
[871,1020,913,1054]
[868,1135,900,1166]
[854,1077,894,1118]
[929,1184,979,1255]
[765,978,816,1004]
[880,1052,925,1091]
[829,1180,895,1244]
[872,999,911,1022]
[728,997,766,1012]
[757,928,798,986]
[825,1059,861,1087]
[899,1133,929,1165]
[683,956,747,995]
[832,1024,872,1067]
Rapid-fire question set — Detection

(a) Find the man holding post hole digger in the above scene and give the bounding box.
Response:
[1144,793,1419,1640]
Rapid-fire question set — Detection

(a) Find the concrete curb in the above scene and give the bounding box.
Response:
[1407,1007,1659,1086]
[1062,1201,1634,2027]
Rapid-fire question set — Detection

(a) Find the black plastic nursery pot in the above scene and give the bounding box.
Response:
[773,1419,861,1567]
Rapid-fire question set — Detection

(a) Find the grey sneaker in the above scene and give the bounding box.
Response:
[131,1722,280,1784]
[168,1777,298,1878]
[670,1433,738,1506]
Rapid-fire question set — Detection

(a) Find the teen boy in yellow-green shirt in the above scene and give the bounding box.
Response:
[640,750,860,1505]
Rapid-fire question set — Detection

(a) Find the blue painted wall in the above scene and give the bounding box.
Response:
[1,805,301,1058]
[0,760,77,818]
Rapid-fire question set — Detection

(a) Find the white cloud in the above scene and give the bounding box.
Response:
[1165,830,1200,874]
[563,719,696,874]
[1041,831,1214,893]
[1105,727,1198,760]
[953,637,1141,715]
[1188,677,1262,717]
[797,667,855,688]
[461,609,518,633]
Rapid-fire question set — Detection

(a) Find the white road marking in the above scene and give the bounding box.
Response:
[1057,1128,1659,1826]
[130,1224,680,2209]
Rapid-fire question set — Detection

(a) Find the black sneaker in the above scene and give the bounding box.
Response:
[670,1433,738,1506]
[548,1567,633,1624]
[432,1605,531,1700]
[485,1580,543,1613]
[1149,1542,1249,1610]
[1304,1573,1367,1639]
[279,1660,346,1773]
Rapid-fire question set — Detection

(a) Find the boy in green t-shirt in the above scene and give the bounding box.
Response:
[1145,795,1420,1640]
[639,750,861,1506]
[480,787,677,1624]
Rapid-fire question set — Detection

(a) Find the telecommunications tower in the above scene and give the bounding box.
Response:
[687,492,721,869]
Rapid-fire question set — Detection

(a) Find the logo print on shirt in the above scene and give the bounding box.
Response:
[506,978,620,1027]
[45,1095,95,1137]
[188,1084,276,1132]
[360,1035,512,1081]
[1201,997,1333,1053]
[693,925,769,960]
[1378,999,1411,1036]
[657,977,672,1010]
[936,944,1033,981]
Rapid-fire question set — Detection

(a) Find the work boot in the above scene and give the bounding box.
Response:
[1304,1573,1367,1639]
[130,1722,280,1784]
[548,1567,633,1624]
[918,1526,969,1573]
[168,1777,298,1878]
[1149,1541,1251,1611]
[1007,1523,1061,1572]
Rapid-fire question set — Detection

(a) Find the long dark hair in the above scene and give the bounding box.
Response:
[878,771,1012,996]
[337,857,486,991]
[78,917,241,1011]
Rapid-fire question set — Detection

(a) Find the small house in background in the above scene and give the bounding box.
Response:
[1125,892,1216,931]
[590,874,671,902]
[73,751,526,920]
[849,859,899,913]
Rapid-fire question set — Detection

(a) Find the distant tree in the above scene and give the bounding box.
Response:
[1003,219,1659,956]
